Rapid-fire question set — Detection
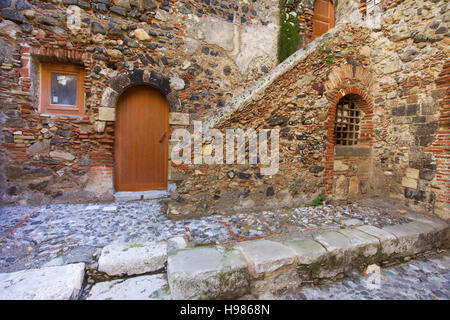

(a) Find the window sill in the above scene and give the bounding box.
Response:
[39,112,86,119]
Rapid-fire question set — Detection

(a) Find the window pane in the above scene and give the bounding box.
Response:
[50,73,77,106]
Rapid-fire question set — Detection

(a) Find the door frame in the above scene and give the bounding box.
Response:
[113,84,170,193]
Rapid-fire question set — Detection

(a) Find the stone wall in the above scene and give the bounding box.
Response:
[168,0,449,220]
[0,0,279,204]
[0,0,448,221]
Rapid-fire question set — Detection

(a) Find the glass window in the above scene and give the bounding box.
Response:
[50,73,78,106]
[41,64,84,115]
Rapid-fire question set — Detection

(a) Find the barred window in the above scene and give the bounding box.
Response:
[335,98,360,145]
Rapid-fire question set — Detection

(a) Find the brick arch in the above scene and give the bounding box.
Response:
[322,64,375,194]
[100,69,181,113]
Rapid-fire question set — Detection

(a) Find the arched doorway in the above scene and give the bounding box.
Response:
[114,85,169,191]
[312,0,335,40]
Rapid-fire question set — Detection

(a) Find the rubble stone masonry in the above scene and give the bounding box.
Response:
[0,0,449,220]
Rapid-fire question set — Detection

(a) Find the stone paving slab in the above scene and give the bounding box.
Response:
[167,246,250,300]
[0,263,85,300]
[98,242,167,276]
[355,225,398,256]
[87,274,169,300]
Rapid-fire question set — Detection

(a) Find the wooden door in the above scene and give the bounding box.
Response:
[114,85,169,191]
[312,0,335,40]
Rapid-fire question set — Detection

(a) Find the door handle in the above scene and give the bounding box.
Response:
[159,132,167,143]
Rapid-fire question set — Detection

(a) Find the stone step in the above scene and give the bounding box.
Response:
[166,218,449,299]
[98,242,167,277]
[86,274,170,300]
[0,263,85,300]
[167,246,250,300]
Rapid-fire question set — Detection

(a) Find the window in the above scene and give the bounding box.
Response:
[335,98,360,146]
[41,64,84,115]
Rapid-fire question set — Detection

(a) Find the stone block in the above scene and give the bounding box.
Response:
[167,246,250,299]
[284,238,328,281]
[333,160,349,171]
[87,274,169,300]
[284,238,327,265]
[100,87,119,108]
[169,112,189,126]
[238,239,297,276]
[98,242,167,276]
[0,263,85,300]
[348,176,360,195]
[312,231,349,278]
[98,107,115,121]
[402,177,418,189]
[382,222,438,256]
[337,229,380,261]
[406,168,420,180]
[356,225,398,256]
[50,150,75,162]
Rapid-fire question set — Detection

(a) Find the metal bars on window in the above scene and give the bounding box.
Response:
[335,98,360,146]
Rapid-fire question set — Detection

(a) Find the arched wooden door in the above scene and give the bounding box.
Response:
[114,85,169,191]
[312,0,335,40]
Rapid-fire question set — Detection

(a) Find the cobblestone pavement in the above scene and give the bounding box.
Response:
[0,199,412,273]
[278,253,450,300]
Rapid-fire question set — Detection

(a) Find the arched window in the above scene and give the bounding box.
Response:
[335,97,360,146]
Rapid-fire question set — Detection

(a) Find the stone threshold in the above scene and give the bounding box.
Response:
[0,215,448,300]
[114,190,168,202]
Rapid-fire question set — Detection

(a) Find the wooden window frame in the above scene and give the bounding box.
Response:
[41,64,85,115]
[335,98,361,146]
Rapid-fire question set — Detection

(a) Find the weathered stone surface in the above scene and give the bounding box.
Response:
[169,75,185,91]
[337,229,380,261]
[87,274,169,300]
[348,176,360,195]
[168,112,189,125]
[186,16,235,52]
[402,177,418,189]
[28,140,49,155]
[100,87,119,108]
[167,246,250,299]
[91,22,105,35]
[98,242,167,276]
[232,23,278,75]
[134,28,150,41]
[334,160,349,171]
[406,168,420,180]
[356,225,398,256]
[312,231,348,277]
[0,263,85,300]
[238,239,296,275]
[49,150,75,162]
[98,107,115,121]
[284,238,327,265]
[1,8,24,24]
[382,222,438,256]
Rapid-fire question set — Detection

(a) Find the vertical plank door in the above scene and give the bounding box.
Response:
[114,85,169,191]
[311,0,335,40]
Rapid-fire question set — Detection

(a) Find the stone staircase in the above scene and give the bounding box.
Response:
[1,212,448,300]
